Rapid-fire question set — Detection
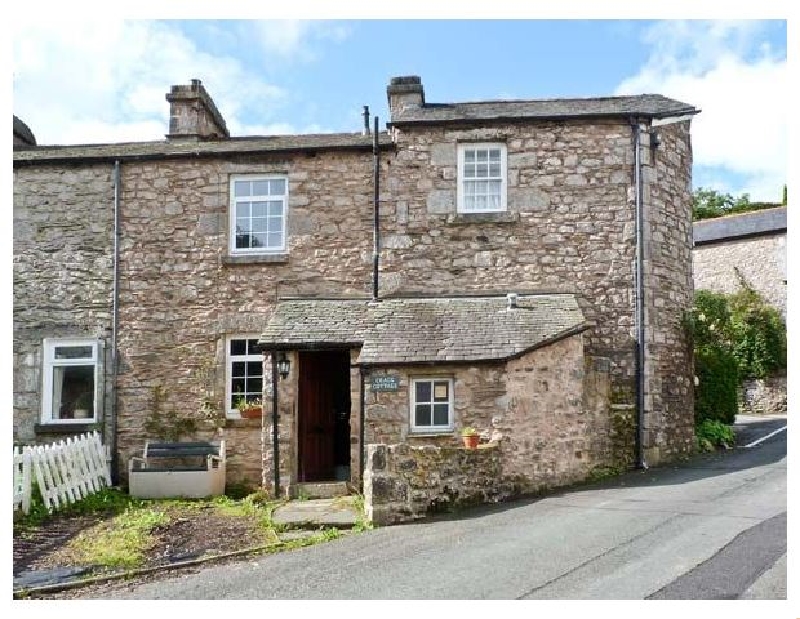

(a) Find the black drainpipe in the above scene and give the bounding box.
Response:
[372,116,380,301]
[631,119,646,470]
[110,160,121,484]
[271,350,280,498]
[359,366,366,492]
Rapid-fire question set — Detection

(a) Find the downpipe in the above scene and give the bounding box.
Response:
[632,121,647,470]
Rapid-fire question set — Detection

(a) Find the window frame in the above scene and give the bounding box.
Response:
[456,142,508,213]
[229,175,288,255]
[225,335,265,419]
[41,338,100,424]
[409,377,454,433]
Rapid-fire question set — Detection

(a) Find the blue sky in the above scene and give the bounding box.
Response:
[12,18,788,201]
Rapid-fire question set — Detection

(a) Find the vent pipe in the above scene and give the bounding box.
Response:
[363,106,370,135]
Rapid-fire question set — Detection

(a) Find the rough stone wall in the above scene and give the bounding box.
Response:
[642,120,695,463]
[114,152,379,487]
[693,234,786,319]
[364,443,512,525]
[13,165,115,447]
[382,120,638,387]
[740,376,787,416]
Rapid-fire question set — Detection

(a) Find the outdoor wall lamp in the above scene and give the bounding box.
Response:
[276,352,290,380]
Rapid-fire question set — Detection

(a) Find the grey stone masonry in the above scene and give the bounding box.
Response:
[166,79,230,140]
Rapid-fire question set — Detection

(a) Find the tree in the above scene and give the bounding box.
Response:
[692,187,752,221]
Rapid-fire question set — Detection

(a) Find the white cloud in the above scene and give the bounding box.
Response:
[616,20,786,201]
[12,19,344,145]
[251,20,350,61]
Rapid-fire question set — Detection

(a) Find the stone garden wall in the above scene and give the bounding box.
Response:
[740,375,788,416]
[364,442,514,525]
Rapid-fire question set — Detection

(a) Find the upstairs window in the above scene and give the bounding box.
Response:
[41,339,99,423]
[457,143,507,213]
[230,176,287,254]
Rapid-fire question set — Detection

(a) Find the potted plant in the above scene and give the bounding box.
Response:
[461,427,479,449]
[236,397,263,420]
[74,392,93,419]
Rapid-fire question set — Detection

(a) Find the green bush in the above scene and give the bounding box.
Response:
[694,346,739,425]
[728,283,786,379]
[695,419,735,452]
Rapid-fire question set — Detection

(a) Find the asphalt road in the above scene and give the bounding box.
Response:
[105,418,787,600]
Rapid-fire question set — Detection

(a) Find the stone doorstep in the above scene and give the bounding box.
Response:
[291,481,350,499]
[271,497,360,531]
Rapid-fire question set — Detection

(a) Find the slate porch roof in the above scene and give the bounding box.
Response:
[259,294,588,365]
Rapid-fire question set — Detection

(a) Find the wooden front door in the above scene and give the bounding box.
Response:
[297,350,350,482]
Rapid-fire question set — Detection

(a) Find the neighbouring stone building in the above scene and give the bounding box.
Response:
[14,76,698,522]
[693,207,788,417]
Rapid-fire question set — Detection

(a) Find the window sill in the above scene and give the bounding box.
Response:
[224,417,262,428]
[446,212,519,225]
[35,422,100,435]
[222,253,289,266]
[407,430,454,438]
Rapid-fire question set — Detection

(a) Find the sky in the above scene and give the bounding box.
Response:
[11,17,788,201]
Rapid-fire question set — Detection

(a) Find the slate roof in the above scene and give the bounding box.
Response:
[13,132,394,164]
[390,94,698,125]
[259,294,588,364]
[693,207,787,245]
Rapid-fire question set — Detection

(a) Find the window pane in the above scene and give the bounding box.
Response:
[53,364,94,420]
[476,150,488,162]
[245,395,262,405]
[433,404,449,426]
[464,163,476,178]
[464,195,476,210]
[246,361,262,376]
[475,195,487,210]
[268,218,283,234]
[489,163,501,177]
[489,180,502,196]
[415,404,431,427]
[268,201,283,217]
[415,381,431,402]
[234,181,251,197]
[246,377,263,394]
[251,218,269,233]
[235,233,251,249]
[230,339,246,356]
[489,149,501,161]
[232,361,246,377]
[270,179,286,195]
[247,339,261,354]
[433,381,449,401]
[251,233,268,248]
[252,180,270,196]
[54,345,93,360]
[231,378,245,394]
[489,194,501,210]
[464,150,475,162]
[236,202,251,220]
[252,201,269,217]
[476,165,488,178]
[267,232,282,248]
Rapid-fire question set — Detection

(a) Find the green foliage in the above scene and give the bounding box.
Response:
[782,184,787,206]
[695,419,735,452]
[728,277,787,379]
[586,466,622,483]
[143,385,198,442]
[692,187,781,221]
[687,281,786,425]
[694,346,740,425]
[15,486,139,533]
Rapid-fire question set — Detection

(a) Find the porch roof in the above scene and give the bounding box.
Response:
[259,293,588,365]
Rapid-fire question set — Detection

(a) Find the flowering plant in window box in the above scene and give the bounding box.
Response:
[461,427,479,449]
[236,397,263,419]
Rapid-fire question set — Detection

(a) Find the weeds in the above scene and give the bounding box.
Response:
[695,419,735,452]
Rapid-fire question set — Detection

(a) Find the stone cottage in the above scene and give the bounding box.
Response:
[13,76,699,519]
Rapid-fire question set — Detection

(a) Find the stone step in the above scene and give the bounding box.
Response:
[293,482,350,499]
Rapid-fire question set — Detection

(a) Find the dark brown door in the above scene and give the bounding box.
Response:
[298,351,349,482]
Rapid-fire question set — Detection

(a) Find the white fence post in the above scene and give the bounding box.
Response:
[13,432,112,515]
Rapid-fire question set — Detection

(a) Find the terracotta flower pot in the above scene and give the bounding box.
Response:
[462,434,479,449]
[240,407,262,419]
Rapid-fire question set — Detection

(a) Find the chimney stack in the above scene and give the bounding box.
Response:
[165,79,230,141]
[386,75,425,119]
[13,115,36,147]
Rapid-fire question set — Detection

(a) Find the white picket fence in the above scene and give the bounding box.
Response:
[13,431,112,515]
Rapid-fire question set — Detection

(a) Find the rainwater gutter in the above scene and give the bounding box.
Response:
[372,116,380,302]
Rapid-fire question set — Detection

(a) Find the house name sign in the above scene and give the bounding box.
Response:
[370,375,400,392]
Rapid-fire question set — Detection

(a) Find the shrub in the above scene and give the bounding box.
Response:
[695,419,735,452]
[694,346,739,425]
[728,282,786,379]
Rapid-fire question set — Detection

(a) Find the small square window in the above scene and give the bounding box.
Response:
[457,143,507,213]
[410,378,453,432]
